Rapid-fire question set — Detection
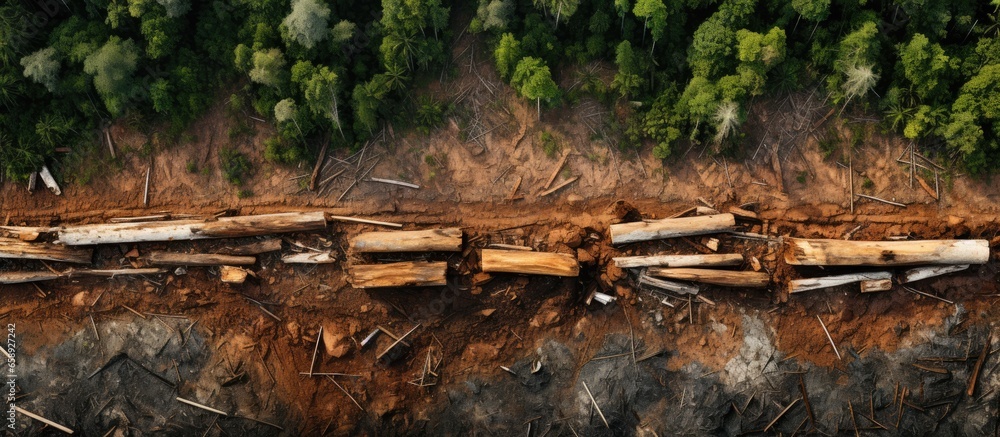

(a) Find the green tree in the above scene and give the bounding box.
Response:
[712,100,740,144]
[21,48,60,93]
[511,57,560,120]
[633,0,668,54]
[83,37,142,116]
[275,98,304,139]
[302,66,343,136]
[612,41,644,98]
[494,33,522,80]
[791,0,829,21]
[249,48,287,88]
[533,0,581,29]
[688,16,735,78]
[841,63,879,108]
[899,33,951,101]
[330,20,356,43]
[283,0,331,50]
[475,0,513,32]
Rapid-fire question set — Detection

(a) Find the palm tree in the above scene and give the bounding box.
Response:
[713,101,740,144]
[841,63,878,111]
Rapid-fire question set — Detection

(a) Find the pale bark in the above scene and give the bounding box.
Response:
[610,214,736,244]
[647,267,770,288]
[783,238,989,266]
[349,228,462,253]
[613,253,743,269]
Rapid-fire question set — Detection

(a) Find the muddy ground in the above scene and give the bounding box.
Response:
[5,34,1000,436]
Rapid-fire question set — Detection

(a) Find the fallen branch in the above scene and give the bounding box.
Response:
[369,177,419,189]
[176,397,228,416]
[898,265,969,284]
[325,214,402,228]
[613,253,743,269]
[638,273,699,295]
[856,194,906,208]
[539,176,578,197]
[543,154,569,190]
[787,271,892,294]
[647,268,770,288]
[58,212,328,245]
[15,407,74,434]
[146,252,256,266]
[281,251,336,264]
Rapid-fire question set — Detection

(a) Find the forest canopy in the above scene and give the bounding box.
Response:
[2,0,1000,179]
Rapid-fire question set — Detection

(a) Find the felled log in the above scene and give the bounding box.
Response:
[647,267,770,288]
[787,271,892,294]
[610,214,736,245]
[613,253,743,269]
[39,165,61,195]
[0,238,93,264]
[638,274,699,295]
[216,238,283,255]
[58,212,328,245]
[0,268,165,284]
[349,228,462,253]
[145,251,256,266]
[480,249,579,277]
[860,279,893,293]
[281,251,336,264]
[783,238,989,266]
[0,271,63,284]
[348,261,448,288]
[220,266,250,284]
[898,265,970,284]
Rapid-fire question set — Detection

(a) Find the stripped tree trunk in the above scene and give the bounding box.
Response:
[58,212,328,245]
[614,253,743,269]
[349,228,462,253]
[787,271,892,294]
[783,238,989,266]
[480,249,579,277]
[348,261,448,288]
[145,252,256,266]
[0,238,93,264]
[610,214,736,244]
[647,267,770,288]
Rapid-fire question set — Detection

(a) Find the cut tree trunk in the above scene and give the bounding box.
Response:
[281,252,336,264]
[348,261,448,288]
[613,253,743,269]
[309,139,329,192]
[898,264,970,284]
[145,252,256,266]
[783,238,989,266]
[860,279,893,293]
[787,271,892,294]
[0,271,63,284]
[0,238,93,263]
[646,267,770,288]
[638,273,699,295]
[610,214,736,245]
[480,249,579,277]
[39,165,61,196]
[349,228,462,253]
[58,212,328,245]
[215,238,283,256]
[0,268,165,284]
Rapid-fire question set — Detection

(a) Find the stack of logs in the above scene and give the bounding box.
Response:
[0,209,989,297]
[0,212,332,284]
[346,228,580,288]
[784,238,990,294]
[610,213,770,295]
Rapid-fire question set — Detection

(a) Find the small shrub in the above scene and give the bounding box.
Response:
[796,170,808,184]
[186,160,198,173]
[263,136,302,164]
[415,96,447,135]
[862,177,874,189]
[538,131,560,158]
[220,148,252,186]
